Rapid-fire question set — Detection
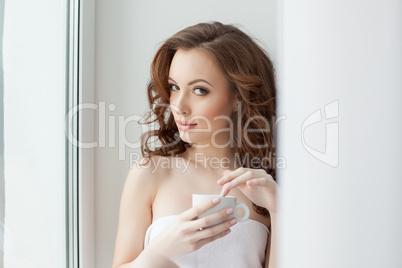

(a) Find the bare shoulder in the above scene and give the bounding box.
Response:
[128,157,160,182]
[118,157,161,212]
[113,156,170,267]
[124,158,155,195]
[127,154,186,191]
[132,155,182,177]
[126,156,177,188]
[132,154,175,173]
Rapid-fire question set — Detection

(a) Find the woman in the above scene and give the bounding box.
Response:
[112,21,278,268]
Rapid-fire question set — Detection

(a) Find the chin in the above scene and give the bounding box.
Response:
[179,131,209,146]
[178,131,190,143]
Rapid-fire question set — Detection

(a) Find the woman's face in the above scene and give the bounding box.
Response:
[169,48,237,147]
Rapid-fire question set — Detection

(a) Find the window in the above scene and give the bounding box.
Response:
[0,0,86,267]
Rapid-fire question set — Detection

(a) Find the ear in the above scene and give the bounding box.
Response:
[233,98,240,112]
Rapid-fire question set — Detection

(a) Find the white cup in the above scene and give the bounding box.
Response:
[192,194,250,227]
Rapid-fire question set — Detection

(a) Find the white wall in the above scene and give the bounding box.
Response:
[94,1,277,267]
[278,1,402,267]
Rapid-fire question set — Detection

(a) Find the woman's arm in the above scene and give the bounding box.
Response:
[112,162,155,268]
[117,254,179,268]
[265,213,278,268]
[218,168,279,268]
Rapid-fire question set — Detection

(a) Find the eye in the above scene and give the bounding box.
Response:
[194,87,209,96]
[169,84,179,91]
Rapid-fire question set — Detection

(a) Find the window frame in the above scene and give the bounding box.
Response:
[67,0,95,267]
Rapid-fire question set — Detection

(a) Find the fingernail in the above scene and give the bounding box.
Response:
[212,197,221,204]
[225,229,231,234]
[217,178,223,184]
[230,218,238,225]
[226,208,234,215]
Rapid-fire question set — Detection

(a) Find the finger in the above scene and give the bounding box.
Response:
[247,177,268,186]
[194,226,233,250]
[222,169,232,176]
[194,216,237,241]
[193,206,234,230]
[180,197,221,221]
[217,168,249,185]
[220,171,256,196]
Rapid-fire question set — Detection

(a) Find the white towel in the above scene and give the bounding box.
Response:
[144,215,268,268]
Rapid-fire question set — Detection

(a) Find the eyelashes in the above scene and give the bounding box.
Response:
[169,84,180,91]
[194,88,209,96]
[169,84,210,96]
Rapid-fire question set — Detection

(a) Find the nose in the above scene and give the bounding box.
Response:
[170,90,190,116]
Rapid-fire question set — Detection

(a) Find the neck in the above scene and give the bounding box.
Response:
[183,145,237,171]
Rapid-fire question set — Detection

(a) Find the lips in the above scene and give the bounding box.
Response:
[176,120,197,131]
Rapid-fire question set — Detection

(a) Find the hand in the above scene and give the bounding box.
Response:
[143,197,238,259]
[217,168,278,213]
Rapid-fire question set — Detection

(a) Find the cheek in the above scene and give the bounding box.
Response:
[169,95,179,116]
[169,95,176,106]
[198,100,233,124]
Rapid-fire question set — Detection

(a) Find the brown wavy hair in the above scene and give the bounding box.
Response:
[141,21,276,217]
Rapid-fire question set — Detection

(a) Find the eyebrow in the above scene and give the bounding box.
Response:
[168,77,214,88]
